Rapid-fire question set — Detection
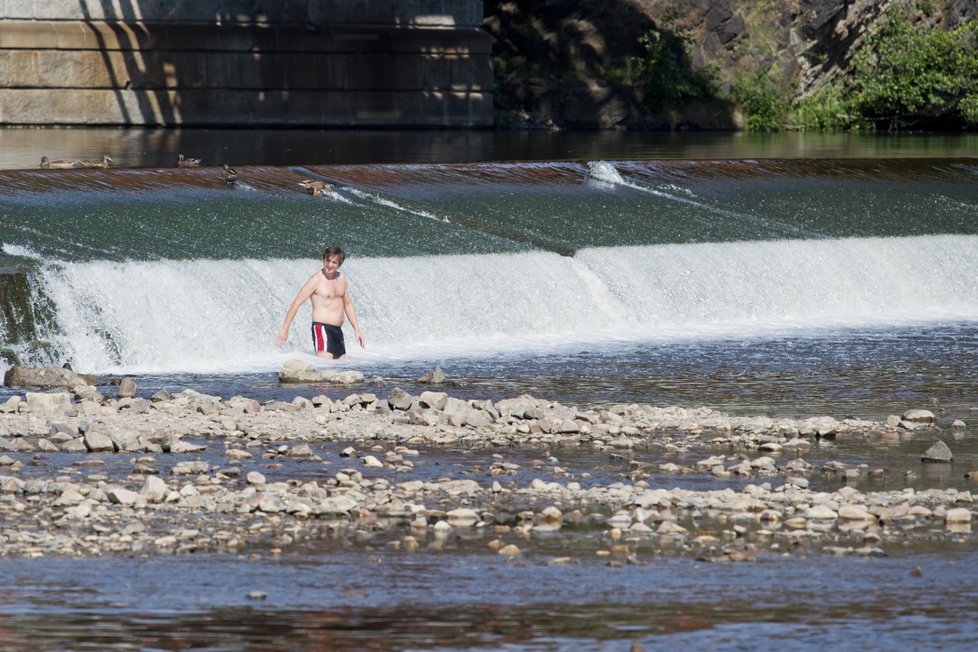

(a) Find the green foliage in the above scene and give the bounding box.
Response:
[961,93,978,126]
[848,9,978,129]
[626,28,716,110]
[789,7,978,131]
[732,70,790,131]
[792,86,849,130]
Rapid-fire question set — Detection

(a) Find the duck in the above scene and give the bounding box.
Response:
[40,156,83,170]
[75,154,113,169]
[298,179,332,197]
[178,154,201,167]
[222,163,239,185]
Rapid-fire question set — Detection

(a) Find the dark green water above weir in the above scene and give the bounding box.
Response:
[2,157,978,264]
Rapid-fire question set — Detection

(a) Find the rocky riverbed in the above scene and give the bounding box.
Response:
[1,369,975,562]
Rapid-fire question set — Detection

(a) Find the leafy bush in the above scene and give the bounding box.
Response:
[788,6,978,131]
[851,9,978,129]
[626,28,716,110]
[732,70,790,131]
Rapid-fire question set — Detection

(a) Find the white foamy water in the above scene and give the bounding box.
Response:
[11,235,978,374]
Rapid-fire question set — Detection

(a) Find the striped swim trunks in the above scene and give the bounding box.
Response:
[311,322,346,358]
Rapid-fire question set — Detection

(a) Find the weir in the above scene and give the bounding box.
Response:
[0,0,491,127]
[3,158,978,376]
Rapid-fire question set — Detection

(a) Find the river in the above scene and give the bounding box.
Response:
[1,128,977,650]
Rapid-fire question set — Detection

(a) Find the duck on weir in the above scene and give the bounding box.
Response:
[222,163,239,185]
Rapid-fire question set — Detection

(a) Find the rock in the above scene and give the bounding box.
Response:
[903,409,936,424]
[419,391,448,410]
[26,392,73,415]
[498,544,521,556]
[4,365,95,388]
[387,387,414,411]
[805,505,838,520]
[278,359,364,384]
[246,471,266,485]
[945,508,972,523]
[317,495,359,515]
[952,420,966,429]
[141,475,168,502]
[278,359,321,383]
[173,461,209,475]
[446,508,479,527]
[118,377,137,398]
[169,439,206,454]
[84,431,116,452]
[417,367,446,384]
[289,444,315,458]
[106,486,144,506]
[838,505,874,521]
[6,438,35,452]
[61,438,89,453]
[921,440,953,464]
[464,410,494,428]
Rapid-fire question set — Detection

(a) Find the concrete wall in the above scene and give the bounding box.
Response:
[0,0,491,126]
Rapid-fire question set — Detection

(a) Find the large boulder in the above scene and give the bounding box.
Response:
[4,365,96,389]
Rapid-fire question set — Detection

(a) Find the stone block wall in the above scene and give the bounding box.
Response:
[0,0,491,126]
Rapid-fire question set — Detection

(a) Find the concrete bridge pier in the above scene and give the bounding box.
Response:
[0,1,492,127]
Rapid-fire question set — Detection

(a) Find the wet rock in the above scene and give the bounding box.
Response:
[288,444,315,458]
[106,486,144,506]
[173,461,209,475]
[417,367,446,384]
[4,365,95,389]
[921,440,953,463]
[278,359,364,384]
[447,508,479,527]
[362,455,383,467]
[141,475,168,502]
[387,388,414,411]
[118,377,137,399]
[317,495,358,515]
[903,409,936,424]
[945,507,972,523]
[419,391,448,410]
[84,431,116,453]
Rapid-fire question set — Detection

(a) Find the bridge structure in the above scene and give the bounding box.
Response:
[0,0,491,127]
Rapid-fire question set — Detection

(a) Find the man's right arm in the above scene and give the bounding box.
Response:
[275,274,318,346]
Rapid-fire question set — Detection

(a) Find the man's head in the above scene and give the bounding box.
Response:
[322,245,346,266]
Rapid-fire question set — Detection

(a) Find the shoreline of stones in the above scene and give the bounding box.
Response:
[0,367,975,561]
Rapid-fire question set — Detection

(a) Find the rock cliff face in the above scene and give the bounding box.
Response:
[485,0,978,129]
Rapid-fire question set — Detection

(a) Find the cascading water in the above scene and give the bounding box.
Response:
[3,158,978,380]
[6,234,977,375]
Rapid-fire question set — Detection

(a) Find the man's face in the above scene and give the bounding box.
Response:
[323,255,342,274]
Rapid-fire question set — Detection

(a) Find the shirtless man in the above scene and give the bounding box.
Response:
[275,246,365,359]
